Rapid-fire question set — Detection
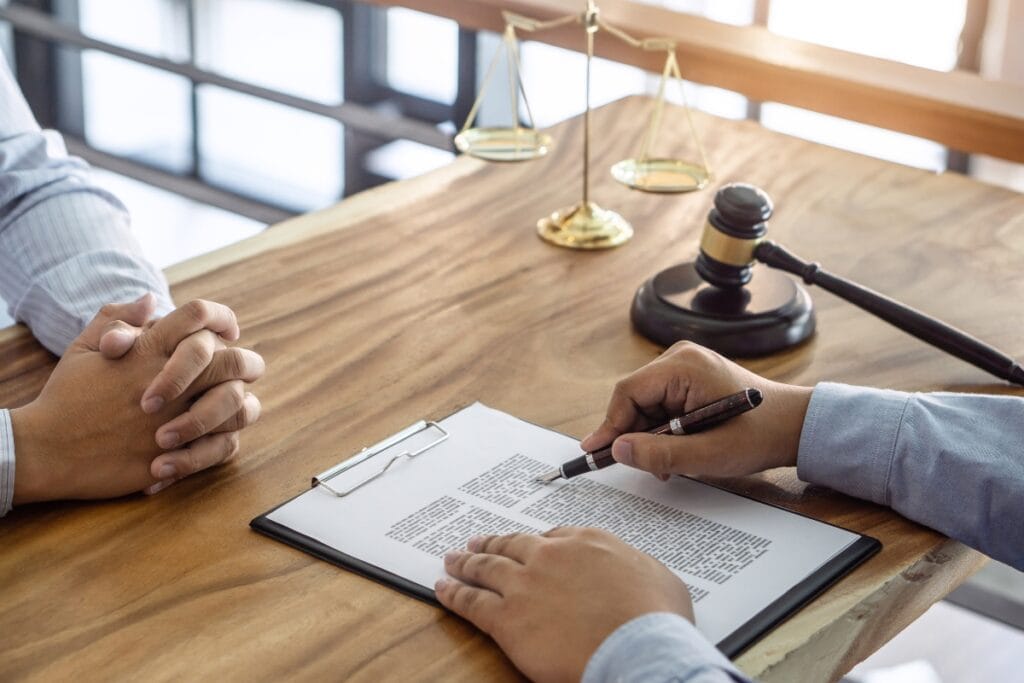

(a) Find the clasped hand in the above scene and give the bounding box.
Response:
[11,294,265,503]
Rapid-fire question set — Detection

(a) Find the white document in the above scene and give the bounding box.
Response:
[264,403,869,648]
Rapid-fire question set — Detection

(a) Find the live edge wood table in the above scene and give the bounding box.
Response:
[1,97,1022,682]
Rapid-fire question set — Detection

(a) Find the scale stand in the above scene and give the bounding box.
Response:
[454,0,712,250]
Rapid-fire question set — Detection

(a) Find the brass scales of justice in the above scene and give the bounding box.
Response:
[449,3,1024,387]
[454,0,712,250]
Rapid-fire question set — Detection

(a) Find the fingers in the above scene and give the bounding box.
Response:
[143,340,264,414]
[443,550,521,594]
[580,363,688,452]
[73,293,157,352]
[144,478,176,496]
[149,431,241,483]
[615,364,691,427]
[580,343,732,453]
[437,533,538,629]
[143,299,240,357]
[154,382,261,450]
[191,347,266,396]
[211,392,262,435]
[98,320,143,359]
[579,418,621,454]
[465,533,543,563]
[541,526,579,538]
[434,578,502,634]
[140,330,219,413]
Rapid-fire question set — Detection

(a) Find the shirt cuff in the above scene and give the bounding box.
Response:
[796,382,912,506]
[0,409,14,517]
[582,612,749,683]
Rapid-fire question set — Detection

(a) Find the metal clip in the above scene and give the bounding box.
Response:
[312,420,450,498]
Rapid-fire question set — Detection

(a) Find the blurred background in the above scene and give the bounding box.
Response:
[1,2,1022,680]
[2,0,1022,225]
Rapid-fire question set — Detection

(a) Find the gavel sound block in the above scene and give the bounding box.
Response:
[631,184,1024,385]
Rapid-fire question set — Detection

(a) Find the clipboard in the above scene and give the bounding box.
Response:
[251,403,880,659]
[253,419,453,603]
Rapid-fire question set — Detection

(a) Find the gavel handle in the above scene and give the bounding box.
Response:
[754,240,1024,386]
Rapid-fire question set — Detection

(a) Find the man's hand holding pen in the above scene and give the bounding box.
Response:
[538,387,763,483]
[581,341,812,481]
[439,341,816,683]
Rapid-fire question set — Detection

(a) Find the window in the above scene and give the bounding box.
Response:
[194,0,343,103]
[197,86,344,211]
[386,8,459,104]
[3,0,1020,213]
[81,52,194,173]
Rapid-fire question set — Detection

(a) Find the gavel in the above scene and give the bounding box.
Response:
[631,183,1024,386]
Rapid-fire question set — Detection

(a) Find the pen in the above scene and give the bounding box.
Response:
[536,388,763,483]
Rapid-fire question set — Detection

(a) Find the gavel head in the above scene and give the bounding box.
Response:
[695,183,772,289]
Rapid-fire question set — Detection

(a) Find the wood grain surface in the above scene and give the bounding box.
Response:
[2,96,1022,682]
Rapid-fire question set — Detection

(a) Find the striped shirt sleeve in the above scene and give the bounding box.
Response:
[0,51,173,356]
[1,53,174,516]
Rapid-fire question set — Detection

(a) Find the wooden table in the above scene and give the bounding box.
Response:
[2,97,1022,682]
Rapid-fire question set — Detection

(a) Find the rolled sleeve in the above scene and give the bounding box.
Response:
[583,613,749,683]
[1,54,174,354]
[6,190,174,354]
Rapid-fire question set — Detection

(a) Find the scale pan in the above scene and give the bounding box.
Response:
[454,127,552,162]
[611,158,710,193]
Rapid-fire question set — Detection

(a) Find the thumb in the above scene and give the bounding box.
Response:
[612,433,712,476]
[98,321,144,359]
[72,293,156,352]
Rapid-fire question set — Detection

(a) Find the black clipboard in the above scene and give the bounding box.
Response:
[251,408,881,660]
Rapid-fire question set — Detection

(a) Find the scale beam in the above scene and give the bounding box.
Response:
[455,0,712,249]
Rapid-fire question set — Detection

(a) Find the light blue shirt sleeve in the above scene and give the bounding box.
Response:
[584,382,1024,682]
[1,53,174,517]
[798,382,1024,571]
[583,613,749,683]
[0,52,173,354]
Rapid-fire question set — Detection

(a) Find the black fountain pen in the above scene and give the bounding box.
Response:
[536,388,763,483]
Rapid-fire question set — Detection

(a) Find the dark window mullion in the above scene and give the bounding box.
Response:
[12,0,58,128]
[186,0,201,180]
[374,88,458,124]
[453,27,478,134]
[341,0,389,196]
[52,0,84,137]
